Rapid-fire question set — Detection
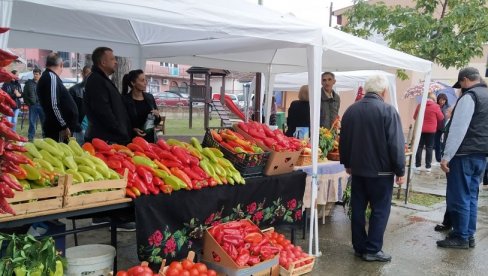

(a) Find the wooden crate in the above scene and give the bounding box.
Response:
[0,177,65,218]
[63,170,128,208]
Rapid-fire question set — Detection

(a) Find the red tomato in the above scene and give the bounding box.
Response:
[116,271,128,276]
[189,268,200,276]
[199,273,208,276]
[194,263,207,273]
[169,261,183,272]
[181,259,194,270]
[165,268,181,276]
[207,270,217,276]
[181,270,191,276]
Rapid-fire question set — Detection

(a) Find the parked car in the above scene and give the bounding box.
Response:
[153,91,189,107]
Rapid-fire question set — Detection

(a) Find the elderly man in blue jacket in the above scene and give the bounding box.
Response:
[340,74,405,262]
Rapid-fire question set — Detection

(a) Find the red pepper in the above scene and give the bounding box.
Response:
[171,146,190,165]
[152,177,164,187]
[0,196,15,215]
[208,178,218,187]
[0,89,16,107]
[248,128,267,140]
[92,138,112,152]
[136,166,153,186]
[191,165,208,179]
[0,174,22,191]
[188,155,200,167]
[170,167,192,189]
[132,136,150,151]
[0,117,13,128]
[214,228,225,244]
[146,180,160,195]
[106,159,122,170]
[220,141,236,153]
[4,142,26,152]
[247,255,261,266]
[222,221,243,229]
[157,139,171,151]
[235,249,250,266]
[11,166,27,180]
[143,150,159,160]
[228,244,238,260]
[0,123,22,141]
[121,159,136,172]
[148,143,164,157]
[133,151,147,157]
[159,184,173,194]
[158,150,180,162]
[237,122,249,133]
[0,183,14,198]
[160,159,183,169]
[133,175,149,195]
[222,235,242,247]
[183,167,204,181]
[2,150,32,164]
[82,142,96,155]
[244,232,263,244]
[127,143,145,153]
[0,102,14,116]
[0,138,5,155]
[95,152,107,163]
[222,229,242,236]
[260,245,279,260]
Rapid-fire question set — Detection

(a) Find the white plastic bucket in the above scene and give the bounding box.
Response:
[65,244,116,276]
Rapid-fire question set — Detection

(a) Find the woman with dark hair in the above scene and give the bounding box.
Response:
[434,93,450,163]
[122,70,160,143]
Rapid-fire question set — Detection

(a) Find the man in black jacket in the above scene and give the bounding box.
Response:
[83,47,130,145]
[69,65,91,144]
[37,53,80,142]
[339,74,405,262]
[23,68,45,141]
[1,70,22,131]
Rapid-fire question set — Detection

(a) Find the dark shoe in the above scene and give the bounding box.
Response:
[434,224,451,232]
[354,251,362,257]
[362,251,392,262]
[436,237,469,249]
[469,236,475,248]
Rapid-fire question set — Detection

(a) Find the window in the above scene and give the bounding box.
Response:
[159,62,179,68]
[148,79,160,93]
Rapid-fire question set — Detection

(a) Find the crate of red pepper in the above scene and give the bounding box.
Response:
[262,228,314,276]
[203,128,270,178]
[203,219,279,276]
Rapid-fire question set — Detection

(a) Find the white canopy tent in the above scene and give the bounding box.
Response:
[273,70,398,110]
[1,0,434,256]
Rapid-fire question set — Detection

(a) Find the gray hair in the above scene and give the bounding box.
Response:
[365,74,389,94]
[45,52,63,67]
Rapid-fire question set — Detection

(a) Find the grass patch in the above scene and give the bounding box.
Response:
[395,190,445,207]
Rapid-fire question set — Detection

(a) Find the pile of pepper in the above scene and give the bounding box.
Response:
[85,136,244,198]
[0,43,28,215]
[208,220,280,267]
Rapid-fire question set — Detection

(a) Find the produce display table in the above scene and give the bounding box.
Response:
[134,171,306,265]
[295,161,348,223]
[0,198,133,271]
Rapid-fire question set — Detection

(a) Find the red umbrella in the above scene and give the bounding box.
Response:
[404,81,445,99]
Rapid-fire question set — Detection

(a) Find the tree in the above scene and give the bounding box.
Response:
[342,0,488,69]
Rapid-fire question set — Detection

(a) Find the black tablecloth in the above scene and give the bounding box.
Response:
[134,171,306,265]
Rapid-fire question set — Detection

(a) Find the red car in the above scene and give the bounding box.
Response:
[153,92,189,107]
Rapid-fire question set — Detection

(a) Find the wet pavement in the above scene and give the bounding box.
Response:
[62,164,488,275]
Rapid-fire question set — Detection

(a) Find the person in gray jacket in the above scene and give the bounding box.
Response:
[320,72,340,129]
[339,74,405,262]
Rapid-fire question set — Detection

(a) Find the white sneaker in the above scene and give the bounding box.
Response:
[432,162,440,167]
[414,167,422,174]
[425,168,432,173]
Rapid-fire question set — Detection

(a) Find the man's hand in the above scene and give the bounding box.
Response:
[346,168,351,175]
[396,176,405,185]
[440,159,449,173]
[14,89,21,98]
[134,128,146,137]
[60,128,71,141]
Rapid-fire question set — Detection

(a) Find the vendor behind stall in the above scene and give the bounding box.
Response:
[122,70,160,143]
[285,85,310,137]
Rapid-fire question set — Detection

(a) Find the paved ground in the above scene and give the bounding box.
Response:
[62,164,488,275]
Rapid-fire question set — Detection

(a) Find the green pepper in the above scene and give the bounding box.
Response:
[132,156,157,169]
[14,265,27,276]
[30,263,44,276]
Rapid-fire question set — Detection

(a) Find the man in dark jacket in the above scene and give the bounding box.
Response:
[438,67,488,249]
[83,47,131,145]
[320,72,340,129]
[23,68,45,141]
[1,70,22,131]
[69,65,91,144]
[37,53,80,142]
[340,74,405,262]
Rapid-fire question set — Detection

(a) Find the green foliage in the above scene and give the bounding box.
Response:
[342,0,488,69]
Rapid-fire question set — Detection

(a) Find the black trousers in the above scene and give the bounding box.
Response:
[416,132,435,169]
[351,175,394,254]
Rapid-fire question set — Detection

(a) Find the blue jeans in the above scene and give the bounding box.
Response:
[28,104,45,141]
[351,175,394,254]
[6,108,21,132]
[446,154,487,240]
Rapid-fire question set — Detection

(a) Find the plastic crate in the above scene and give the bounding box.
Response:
[202,128,270,177]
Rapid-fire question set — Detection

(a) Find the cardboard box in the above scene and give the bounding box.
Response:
[234,125,300,176]
[203,220,279,276]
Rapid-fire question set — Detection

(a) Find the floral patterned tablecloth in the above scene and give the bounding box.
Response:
[134,171,306,266]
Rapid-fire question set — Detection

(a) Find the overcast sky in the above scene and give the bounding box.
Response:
[244,0,354,27]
